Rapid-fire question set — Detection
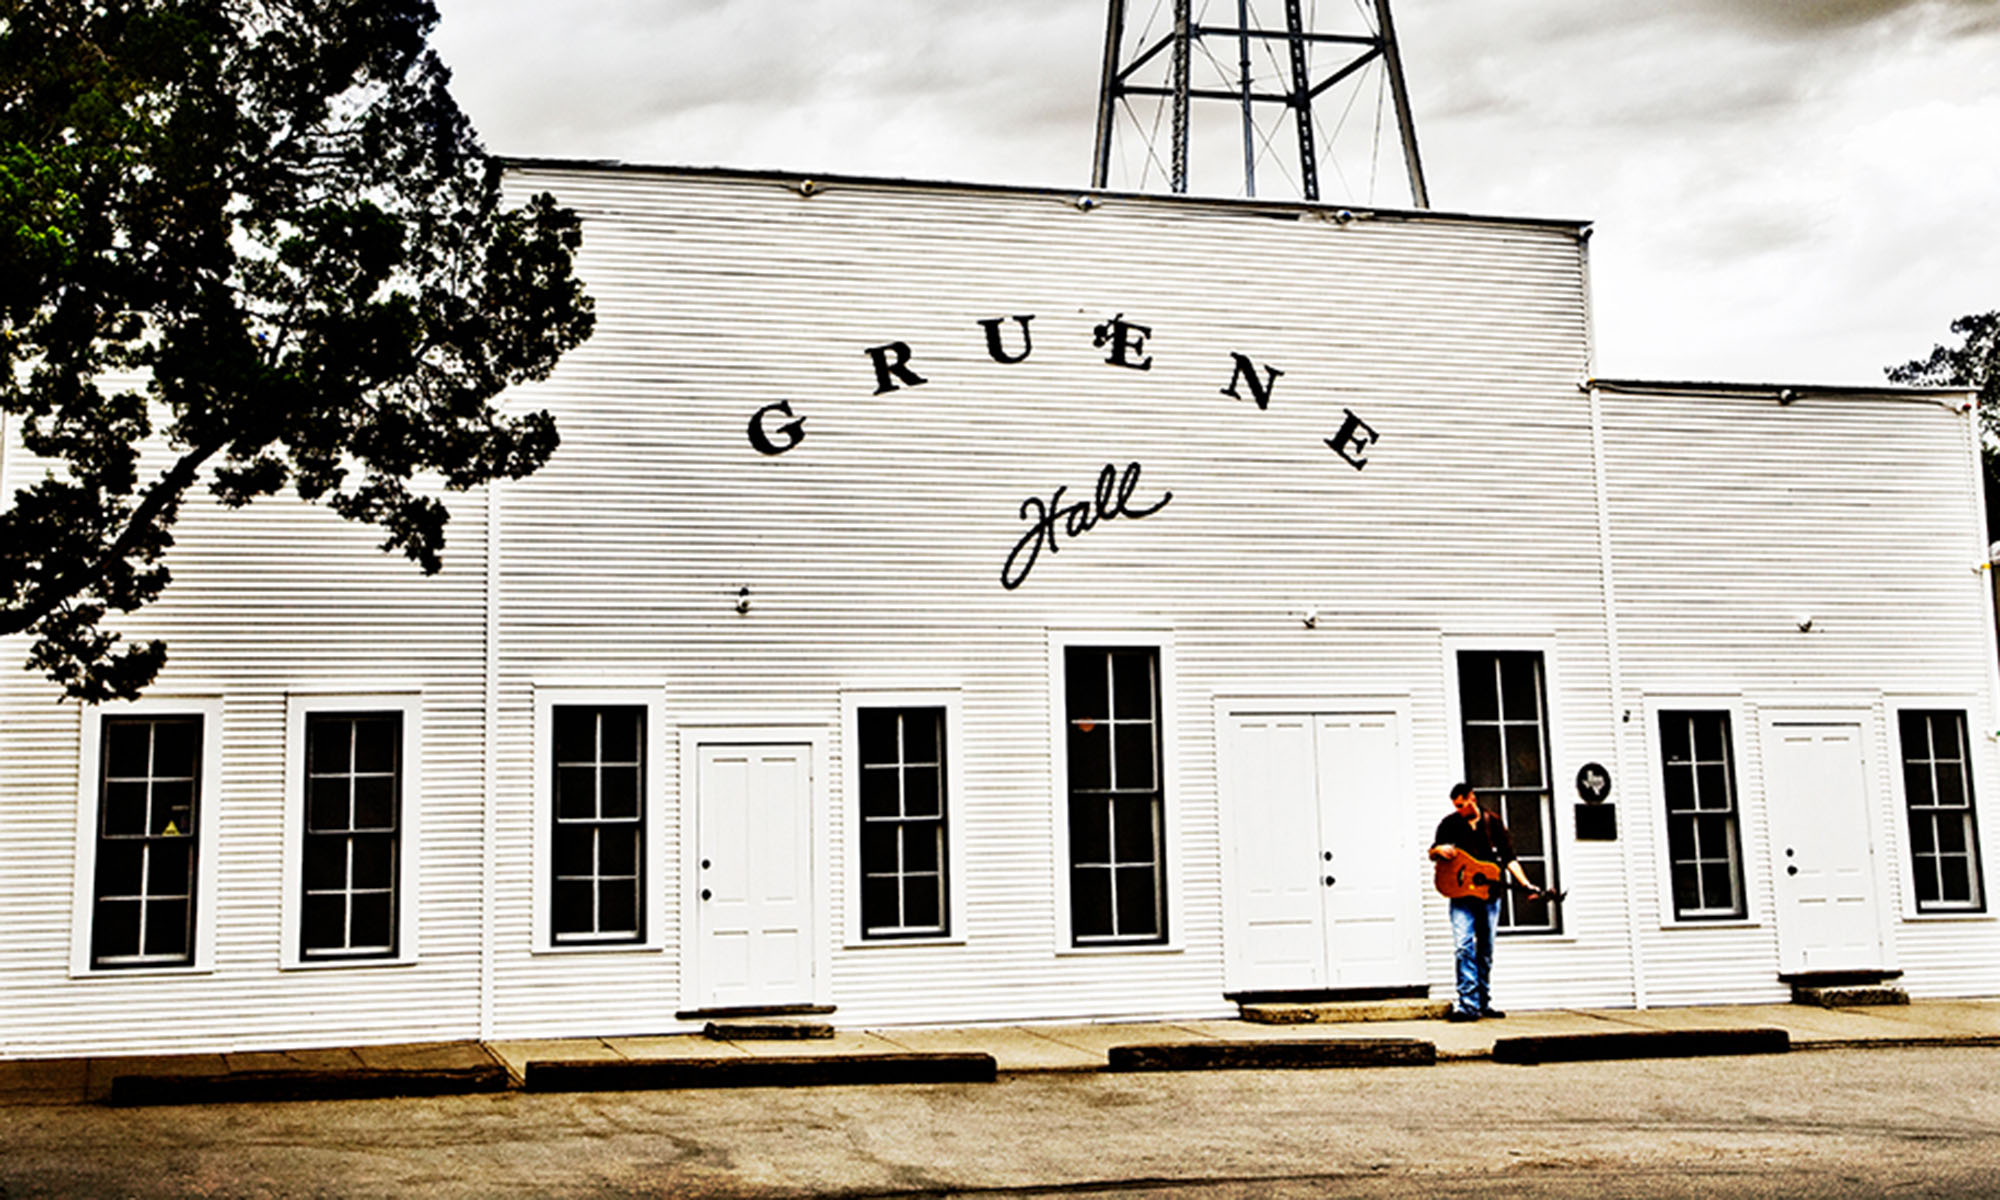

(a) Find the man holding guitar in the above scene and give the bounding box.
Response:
[1429,783,1542,1022]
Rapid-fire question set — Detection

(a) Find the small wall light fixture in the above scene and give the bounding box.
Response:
[1796,614,1814,632]
[735,586,753,615]
[1299,609,1319,629]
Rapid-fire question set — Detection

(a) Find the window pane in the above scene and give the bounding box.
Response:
[1659,714,1691,766]
[349,892,394,949]
[1112,724,1156,791]
[351,776,396,830]
[1462,727,1501,790]
[93,898,141,961]
[143,899,191,958]
[856,709,899,766]
[303,838,347,891]
[902,875,942,929]
[308,777,352,832]
[1115,865,1161,936]
[597,829,639,878]
[861,823,901,873]
[1112,795,1158,863]
[598,709,643,764]
[1457,654,1498,722]
[309,718,353,775]
[1068,724,1111,791]
[1941,859,1973,904]
[900,710,942,765]
[859,766,902,819]
[102,782,149,837]
[1065,649,1109,722]
[902,766,943,819]
[1937,815,1969,855]
[551,880,593,935]
[554,767,599,820]
[1070,867,1112,938]
[1671,861,1700,912]
[149,721,200,779]
[861,876,900,930]
[1111,651,1155,720]
[148,841,194,894]
[103,721,153,776]
[598,766,641,820]
[1694,764,1731,811]
[597,882,637,936]
[1069,798,1110,863]
[1502,794,1544,857]
[351,836,395,889]
[1935,762,1965,810]
[1691,713,1727,763]
[351,717,399,774]
[1903,761,1935,808]
[551,709,597,764]
[553,826,596,877]
[1667,814,1696,863]
[1498,654,1540,721]
[1662,764,1695,813]
[1908,813,1937,855]
[1504,725,1543,788]
[96,841,145,895]
[1700,862,1736,910]
[901,825,941,875]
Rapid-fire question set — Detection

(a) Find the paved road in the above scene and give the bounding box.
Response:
[3,1045,1995,1198]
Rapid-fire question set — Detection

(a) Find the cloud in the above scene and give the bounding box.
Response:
[1689,0,1995,34]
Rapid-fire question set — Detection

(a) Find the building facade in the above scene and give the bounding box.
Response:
[2,165,1994,1058]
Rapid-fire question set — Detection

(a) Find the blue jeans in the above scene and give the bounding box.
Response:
[1449,895,1500,1015]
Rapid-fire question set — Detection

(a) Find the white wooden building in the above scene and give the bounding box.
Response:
[3,164,1995,1058]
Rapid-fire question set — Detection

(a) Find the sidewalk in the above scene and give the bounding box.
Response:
[5,998,1997,1107]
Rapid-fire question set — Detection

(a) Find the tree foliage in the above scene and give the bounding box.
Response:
[1887,311,2000,540]
[0,0,593,701]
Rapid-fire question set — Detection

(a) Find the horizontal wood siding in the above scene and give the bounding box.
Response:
[1598,385,2000,1003]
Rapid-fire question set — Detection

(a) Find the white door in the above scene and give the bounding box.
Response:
[1764,721,1888,974]
[1224,710,1421,992]
[696,743,815,1010]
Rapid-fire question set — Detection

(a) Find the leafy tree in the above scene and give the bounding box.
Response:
[0,0,593,701]
[1888,311,2000,540]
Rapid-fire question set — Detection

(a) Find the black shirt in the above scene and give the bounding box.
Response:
[1433,808,1516,869]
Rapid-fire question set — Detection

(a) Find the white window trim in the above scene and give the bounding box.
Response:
[532,684,669,955]
[1439,634,1567,936]
[840,687,968,949]
[1885,694,1994,923]
[280,691,423,970]
[1047,629,1184,956]
[1643,693,1760,930]
[69,695,225,978]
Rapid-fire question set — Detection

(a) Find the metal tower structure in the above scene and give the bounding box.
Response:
[1090,0,1429,208]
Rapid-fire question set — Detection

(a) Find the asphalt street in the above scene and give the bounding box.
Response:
[1,1044,1996,1198]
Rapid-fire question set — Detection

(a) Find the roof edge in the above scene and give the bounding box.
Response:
[497,156,1593,234]
[1588,377,1975,411]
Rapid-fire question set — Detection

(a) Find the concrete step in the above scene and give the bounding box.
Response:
[1239,997,1451,1025]
[703,1020,836,1040]
[1792,984,1910,1008]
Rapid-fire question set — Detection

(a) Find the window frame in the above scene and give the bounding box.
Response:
[532,685,668,954]
[1444,638,1564,936]
[1893,705,1989,917]
[1048,630,1182,954]
[840,687,966,947]
[1655,707,1750,922]
[70,697,224,977]
[281,692,421,969]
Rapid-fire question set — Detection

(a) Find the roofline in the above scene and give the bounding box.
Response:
[497,156,1594,235]
[1589,377,1975,412]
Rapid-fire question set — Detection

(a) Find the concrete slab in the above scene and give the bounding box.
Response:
[487,1039,616,1081]
[223,1049,366,1073]
[603,1035,750,1060]
[730,1031,908,1058]
[351,1042,502,1072]
[0,1058,88,1106]
[866,1025,1103,1072]
[1017,1022,1224,1058]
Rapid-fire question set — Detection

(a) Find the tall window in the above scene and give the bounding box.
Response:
[1065,646,1166,945]
[1899,710,1985,913]
[1457,650,1559,931]
[301,713,402,959]
[1659,710,1747,920]
[551,706,646,943]
[857,707,948,938]
[92,715,202,968]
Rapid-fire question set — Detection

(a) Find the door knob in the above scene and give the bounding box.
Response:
[1324,875,1336,886]
[1786,866,1798,876]
[701,888,712,900]
[1322,851,1332,862]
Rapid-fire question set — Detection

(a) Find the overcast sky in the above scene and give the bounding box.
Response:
[430,0,2000,386]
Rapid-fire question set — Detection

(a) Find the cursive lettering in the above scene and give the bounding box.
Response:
[1001,462,1173,590]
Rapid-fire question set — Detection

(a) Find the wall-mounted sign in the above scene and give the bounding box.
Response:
[743,311,1383,589]
[1575,762,1612,805]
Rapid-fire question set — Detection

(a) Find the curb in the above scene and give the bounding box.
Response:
[1490,1027,1790,1065]
[523,1052,998,1092]
[1106,1038,1435,1071]
[105,1065,512,1107]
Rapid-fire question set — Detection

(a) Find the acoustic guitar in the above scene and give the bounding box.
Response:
[1431,846,1566,904]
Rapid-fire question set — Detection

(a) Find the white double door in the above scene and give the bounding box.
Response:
[1223,710,1422,993]
[1763,718,1890,975]
[693,742,816,1011]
